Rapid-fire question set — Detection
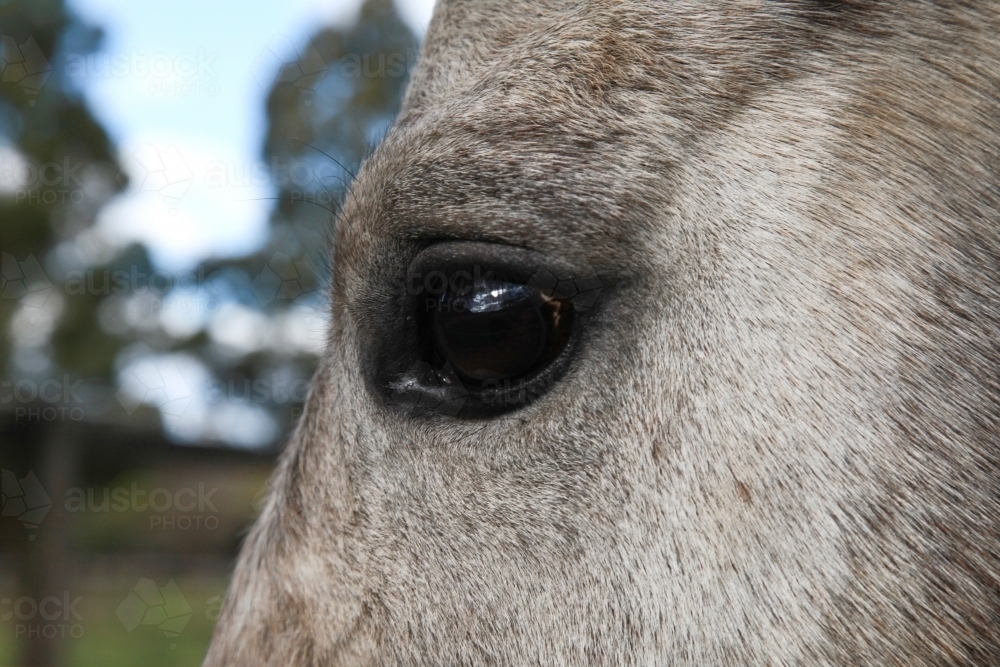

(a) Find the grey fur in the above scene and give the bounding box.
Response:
[204,1,1000,664]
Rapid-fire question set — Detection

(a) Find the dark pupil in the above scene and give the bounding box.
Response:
[431,280,553,383]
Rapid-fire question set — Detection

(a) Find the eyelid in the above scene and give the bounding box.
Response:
[362,240,613,419]
[406,242,553,287]
[405,241,608,308]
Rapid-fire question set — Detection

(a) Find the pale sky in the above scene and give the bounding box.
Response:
[67,0,436,271]
[47,0,437,448]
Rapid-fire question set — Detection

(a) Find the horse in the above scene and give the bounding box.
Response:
[204,1,1000,664]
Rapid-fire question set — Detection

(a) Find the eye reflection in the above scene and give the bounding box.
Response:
[430,279,573,384]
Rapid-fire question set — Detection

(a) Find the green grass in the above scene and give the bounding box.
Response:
[1,574,228,667]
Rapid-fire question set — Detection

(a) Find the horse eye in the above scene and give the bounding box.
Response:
[430,279,574,385]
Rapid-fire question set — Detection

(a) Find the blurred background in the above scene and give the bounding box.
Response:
[0,0,431,663]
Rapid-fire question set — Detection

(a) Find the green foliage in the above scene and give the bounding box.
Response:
[170,0,419,440]
[1,0,417,434]
[264,0,417,228]
[1,0,121,379]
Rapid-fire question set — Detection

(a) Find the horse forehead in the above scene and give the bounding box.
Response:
[396,0,907,117]
[404,0,786,102]
[337,0,998,276]
[340,3,815,262]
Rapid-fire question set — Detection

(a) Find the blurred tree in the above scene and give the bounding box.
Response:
[263,0,417,235]
[2,0,418,448]
[167,0,419,442]
[1,4,126,666]
[0,0,123,382]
